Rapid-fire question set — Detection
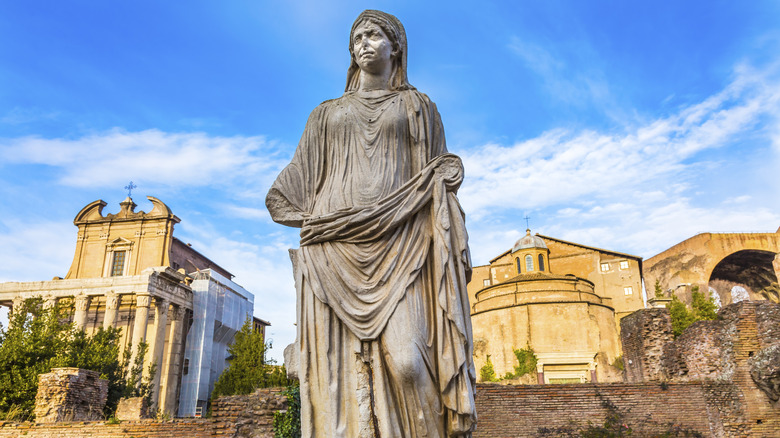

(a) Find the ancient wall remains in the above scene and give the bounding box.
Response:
[1,387,286,438]
[475,383,723,437]
[619,307,672,382]
[33,368,108,423]
[5,378,780,437]
[621,301,780,436]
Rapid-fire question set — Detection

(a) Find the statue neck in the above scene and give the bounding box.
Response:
[358,69,392,92]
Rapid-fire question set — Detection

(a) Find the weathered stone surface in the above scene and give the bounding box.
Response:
[644,230,780,306]
[115,396,151,421]
[620,307,673,382]
[266,9,476,437]
[34,367,107,423]
[748,343,780,406]
[621,301,780,436]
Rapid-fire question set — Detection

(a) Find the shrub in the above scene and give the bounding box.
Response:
[479,355,499,382]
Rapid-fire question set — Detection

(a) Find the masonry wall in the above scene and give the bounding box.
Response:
[3,381,778,438]
[0,387,286,438]
[34,368,108,423]
[475,383,723,437]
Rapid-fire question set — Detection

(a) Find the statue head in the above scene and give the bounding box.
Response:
[346,10,414,92]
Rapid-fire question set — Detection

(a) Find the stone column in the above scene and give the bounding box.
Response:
[73,295,91,330]
[103,293,120,329]
[129,294,152,369]
[160,305,184,415]
[149,298,169,409]
[8,296,25,328]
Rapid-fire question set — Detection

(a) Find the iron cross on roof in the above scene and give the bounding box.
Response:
[524,215,531,229]
[124,181,137,197]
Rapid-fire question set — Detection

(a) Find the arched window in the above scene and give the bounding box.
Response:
[525,254,533,272]
[516,257,521,273]
[538,254,545,271]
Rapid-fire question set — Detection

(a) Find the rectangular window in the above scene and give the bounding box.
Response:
[600,262,610,273]
[624,286,633,295]
[111,251,126,276]
[619,260,629,270]
[483,279,490,287]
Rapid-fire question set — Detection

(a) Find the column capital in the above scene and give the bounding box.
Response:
[74,295,91,311]
[12,296,25,309]
[136,294,152,308]
[169,305,184,321]
[154,297,170,310]
[105,293,121,310]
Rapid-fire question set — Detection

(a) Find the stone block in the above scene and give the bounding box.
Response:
[115,396,151,420]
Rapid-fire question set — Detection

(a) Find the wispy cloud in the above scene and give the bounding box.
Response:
[0,220,75,282]
[458,62,780,261]
[0,129,289,190]
[507,36,613,111]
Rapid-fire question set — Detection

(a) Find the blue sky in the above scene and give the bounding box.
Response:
[1,1,779,362]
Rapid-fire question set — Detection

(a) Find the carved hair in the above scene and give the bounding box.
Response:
[346,10,414,92]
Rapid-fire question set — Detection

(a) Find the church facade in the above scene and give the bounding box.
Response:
[468,230,645,383]
[0,195,265,417]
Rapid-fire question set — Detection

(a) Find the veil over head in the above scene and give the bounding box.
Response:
[346,10,414,92]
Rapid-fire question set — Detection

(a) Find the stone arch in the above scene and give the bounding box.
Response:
[708,250,779,304]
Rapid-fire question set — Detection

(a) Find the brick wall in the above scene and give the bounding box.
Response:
[620,301,780,437]
[474,382,724,437]
[2,380,777,437]
[34,368,108,423]
[620,307,672,382]
[0,387,285,438]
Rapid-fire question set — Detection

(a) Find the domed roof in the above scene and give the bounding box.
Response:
[512,229,547,252]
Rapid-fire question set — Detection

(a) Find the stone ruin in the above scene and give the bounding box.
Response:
[621,300,780,435]
[34,367,107,423]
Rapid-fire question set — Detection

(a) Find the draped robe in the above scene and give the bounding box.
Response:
[266,89,476,437]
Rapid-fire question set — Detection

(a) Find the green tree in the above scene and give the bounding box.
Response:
[669,286,719,338]
[0,298,155,419]
[0,298,71,419]
[654,280,664,298]
[211,318,289,399]
[479,355,498,382]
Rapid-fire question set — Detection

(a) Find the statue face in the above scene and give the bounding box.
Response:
[352,20,394,75]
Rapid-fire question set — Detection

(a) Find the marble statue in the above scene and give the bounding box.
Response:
[266,10,477,437]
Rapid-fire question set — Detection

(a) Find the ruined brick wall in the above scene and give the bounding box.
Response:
[620,308,672,382]
[4,382,779,437]
[663,318,733,381]
[210,387,286,438]
[620,301,780,437]
[0,420,230,438]
[474,383,723,437]
[1,387,284,438]
[34,367,108,423]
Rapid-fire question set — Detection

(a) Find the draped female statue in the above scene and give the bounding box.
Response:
[266,10,477,437]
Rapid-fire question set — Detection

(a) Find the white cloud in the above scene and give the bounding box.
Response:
[0,129,289,190]
[457,62,780,261]
[0,220,75,282]
[222,204,271,221]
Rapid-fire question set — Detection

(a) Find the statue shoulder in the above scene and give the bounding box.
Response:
[400,89,440,118]
[303,98,341,124]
